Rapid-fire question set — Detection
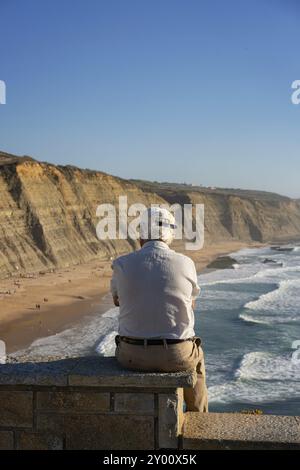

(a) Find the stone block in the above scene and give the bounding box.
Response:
[158,389,183,449]
[68,357,196,388]
[114,393,154,414]
[183,412,300,450]
[0,357,196,389]
[36,391,110,412]
[0,358,80,386]
[0,391,33,427]
[37,413,154,449]
[0,431,14,450]
[17,431,63,450]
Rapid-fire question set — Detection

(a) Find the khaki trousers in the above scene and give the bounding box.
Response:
[115,336,208,412]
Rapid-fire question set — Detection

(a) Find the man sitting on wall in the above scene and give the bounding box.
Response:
[111,207,208,412]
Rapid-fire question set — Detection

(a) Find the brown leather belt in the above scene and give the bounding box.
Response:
[119,336,193,346]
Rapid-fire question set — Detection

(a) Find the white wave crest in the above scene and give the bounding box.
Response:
[95,331,118,356]
[239,313,270,325]
[10,307,119,361]
[208,351,300,404]
[242,279,300,323]
[236,351,300,381]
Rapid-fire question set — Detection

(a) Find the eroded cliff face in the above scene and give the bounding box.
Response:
[169,191,300,244]
[1,151,300,279]
[134,181,300,245]
[0,153,163,278]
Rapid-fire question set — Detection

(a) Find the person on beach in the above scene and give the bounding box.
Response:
[111,207,208,412]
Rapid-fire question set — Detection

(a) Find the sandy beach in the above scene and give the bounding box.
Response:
[0,240,256,354]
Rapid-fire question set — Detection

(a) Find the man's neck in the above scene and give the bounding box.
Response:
[141,240,170,250]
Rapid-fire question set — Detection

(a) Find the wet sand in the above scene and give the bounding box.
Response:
[0,240,256,354]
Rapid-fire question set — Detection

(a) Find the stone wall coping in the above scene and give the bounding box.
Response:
[183,412,300,450]
[0,356,197,388]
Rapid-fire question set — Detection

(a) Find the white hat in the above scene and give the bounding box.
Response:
[140,207,176,245]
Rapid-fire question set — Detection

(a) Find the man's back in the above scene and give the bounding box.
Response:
[111,240,200,339]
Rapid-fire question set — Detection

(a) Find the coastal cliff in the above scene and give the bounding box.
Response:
[0,151,163,278]
[1,150,300,279]
[132,180,300,244]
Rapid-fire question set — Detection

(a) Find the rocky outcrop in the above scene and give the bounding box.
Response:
[1,151,300,279]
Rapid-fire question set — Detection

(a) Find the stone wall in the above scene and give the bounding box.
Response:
[182,412,300,450]
[0,357,195,450]
[1,357,300,450]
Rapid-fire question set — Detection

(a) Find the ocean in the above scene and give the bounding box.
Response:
[10,245,300,415]
[197,245,300,415]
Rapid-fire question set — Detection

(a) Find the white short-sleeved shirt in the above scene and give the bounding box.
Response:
[111,240,200,339]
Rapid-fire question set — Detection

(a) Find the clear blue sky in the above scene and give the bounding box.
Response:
[0,0,299,197]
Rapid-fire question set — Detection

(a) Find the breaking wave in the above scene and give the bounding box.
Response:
[239,279,300,324]
[10,307,119,361]
[209,351,300,404]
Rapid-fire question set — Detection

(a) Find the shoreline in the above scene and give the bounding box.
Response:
[1,240,261,354]
[0,259,114,354]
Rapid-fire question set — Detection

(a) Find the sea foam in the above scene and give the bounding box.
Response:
[208,351,300,404]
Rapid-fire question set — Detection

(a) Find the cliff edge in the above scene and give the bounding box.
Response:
[1,151,300,279]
